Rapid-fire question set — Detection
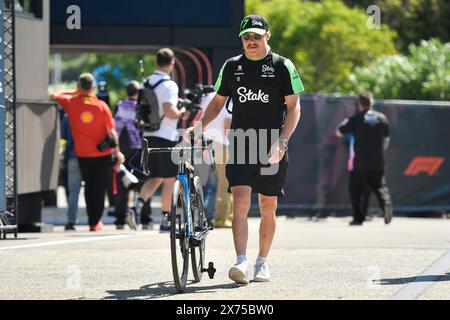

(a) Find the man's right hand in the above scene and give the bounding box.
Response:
[183,126,195,143]
[183,125,203,144]
[179,107,191,120]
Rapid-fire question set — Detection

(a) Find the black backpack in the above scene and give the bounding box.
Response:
[136,78,170,132]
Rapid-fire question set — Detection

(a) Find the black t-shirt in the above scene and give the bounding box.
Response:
[214,52,304,130]
[338,109,390,171]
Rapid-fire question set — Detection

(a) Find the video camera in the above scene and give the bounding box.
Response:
[183,84,215,105]
[117,164,139,190]
[177,84,215,128]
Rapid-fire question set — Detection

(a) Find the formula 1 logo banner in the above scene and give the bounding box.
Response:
[279,95,450,212]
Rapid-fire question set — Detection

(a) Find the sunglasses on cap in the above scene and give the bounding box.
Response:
[241,32,265,41]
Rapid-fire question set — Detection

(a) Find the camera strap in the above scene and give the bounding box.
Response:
[144,78,170,90]
[112,167,118,195]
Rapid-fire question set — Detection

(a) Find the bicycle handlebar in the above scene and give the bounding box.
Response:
[140,135,215,176]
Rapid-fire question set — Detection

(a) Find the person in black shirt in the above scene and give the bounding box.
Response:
[336,92,393,226]
[186,14,304,284]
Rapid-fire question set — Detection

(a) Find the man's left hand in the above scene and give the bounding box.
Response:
[267,140,286,164]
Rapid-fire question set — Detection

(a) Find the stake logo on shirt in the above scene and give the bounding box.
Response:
[237,87,269,103]
[262,64,275,78]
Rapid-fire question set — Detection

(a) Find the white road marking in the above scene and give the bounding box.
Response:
[390,248,450,300]
[0,235,132,251]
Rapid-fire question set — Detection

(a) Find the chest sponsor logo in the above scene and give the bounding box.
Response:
[262,64,275,78]
[234,64,245,76]
[237,87,269,103]
[80,111,94,124]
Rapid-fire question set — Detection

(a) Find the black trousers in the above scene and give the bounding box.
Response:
[78,155,112,226]
[350,173,371,218]
[349,170,392,223]
[114,132,152,225]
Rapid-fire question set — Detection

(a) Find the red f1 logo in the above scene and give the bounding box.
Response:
[404,157,444,176]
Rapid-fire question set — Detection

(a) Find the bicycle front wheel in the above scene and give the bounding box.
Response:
[170,180,189,293]
[191,176,207,282]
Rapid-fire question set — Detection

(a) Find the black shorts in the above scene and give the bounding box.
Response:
[145,136,178,178]
[225,155,289,197]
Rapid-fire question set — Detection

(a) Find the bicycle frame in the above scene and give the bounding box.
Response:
[140,135,214,242]
[177,171,192,240]
[140,135,217,288]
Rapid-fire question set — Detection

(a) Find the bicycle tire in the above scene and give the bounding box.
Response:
[191,176,206,282]
[170,180,189,293]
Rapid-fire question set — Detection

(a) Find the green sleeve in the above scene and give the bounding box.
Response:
[214,61,229,96]
[283,59,304,94]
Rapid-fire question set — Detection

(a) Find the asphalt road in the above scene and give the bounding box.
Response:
[1,216,450,300]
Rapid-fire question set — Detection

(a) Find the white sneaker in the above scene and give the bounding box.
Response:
[253,260,271,282]
[228,260,249,285]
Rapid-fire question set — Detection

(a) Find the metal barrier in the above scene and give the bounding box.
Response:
[0,0,17,239]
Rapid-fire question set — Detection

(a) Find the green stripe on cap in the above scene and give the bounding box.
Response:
[240,18,250,31]
[214,61,228,92]
[284,59,304,93]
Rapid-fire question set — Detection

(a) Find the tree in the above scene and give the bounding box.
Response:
[49,53,156,109]
[343,0,450,52]
[81,54,156,109]
[246,0,397,93]
[348,39,450,101]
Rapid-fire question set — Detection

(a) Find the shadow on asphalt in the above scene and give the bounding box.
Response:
[104,281,241,299]
[374,273,450,285]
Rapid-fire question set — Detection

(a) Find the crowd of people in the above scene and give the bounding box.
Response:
[50,48,235,233]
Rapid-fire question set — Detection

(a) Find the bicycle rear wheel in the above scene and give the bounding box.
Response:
[191,176,207,282]
[170,180,189,293]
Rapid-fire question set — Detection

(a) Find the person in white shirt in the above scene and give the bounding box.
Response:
[200,92,233,228]
[127,48,189,231]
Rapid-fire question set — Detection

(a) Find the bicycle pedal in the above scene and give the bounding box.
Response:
[202,262,216,279]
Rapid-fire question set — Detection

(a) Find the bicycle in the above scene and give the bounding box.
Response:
[141,133,217,293]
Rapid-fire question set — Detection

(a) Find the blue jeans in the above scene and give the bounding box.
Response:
[67,158,82,223]
[203,168,218,221]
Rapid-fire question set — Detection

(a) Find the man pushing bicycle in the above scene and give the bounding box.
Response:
[186,14,304,284]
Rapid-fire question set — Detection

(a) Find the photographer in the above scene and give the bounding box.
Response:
[127,48,189,231]
[114,80,152,230]
[50,73,125,232]
[200,92,233,228]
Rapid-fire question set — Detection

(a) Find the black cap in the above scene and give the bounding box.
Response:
[239,14,269,37]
